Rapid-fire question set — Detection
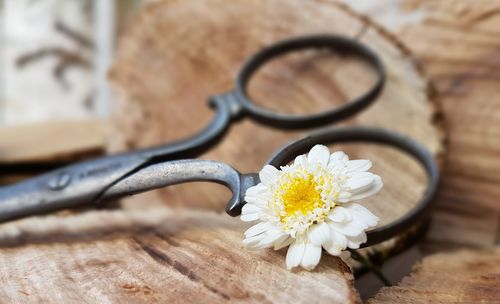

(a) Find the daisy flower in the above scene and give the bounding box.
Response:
[241,145,382,270]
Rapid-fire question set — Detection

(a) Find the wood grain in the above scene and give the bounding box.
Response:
[0,208,359,303]
[369,248,500,303]
[392,0,500,252]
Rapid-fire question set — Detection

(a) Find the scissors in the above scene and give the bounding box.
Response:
[0,35,439,248]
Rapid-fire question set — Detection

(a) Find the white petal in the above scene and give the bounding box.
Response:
[242,234,265,248]
[323,239,342,256]
[330,151,349,162]
[244,195,269,207]
[259,165,279,185]
[307,145,330,167]
[286,241,306,270]
[246,188,273,205]
[323,225,348,256]
[348,175,383,201]
[346,232,367,249]
[241,203,261,215]
[323,239,347,256]
[308,222,331,246]
[300,243,322,270]
[293,154,308,167]
[244,222,271,237]
[329,216,366,236]
[337,191,352,202]
[346,203,379,228]
[274,236,293,250]
[240,213,260,222]
[345,172,375,192]
[328,207,352,223]
[255,230,287,249]
[332,228,348,248]
[346,160,372,172]
[245,184,267,196]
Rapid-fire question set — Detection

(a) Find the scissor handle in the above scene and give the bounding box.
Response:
[232,34,386,128]
[121,34,386,162]
[0,34,386,223]
[144,34,386,159]
[267,126,440,248]
[0,156,259,223]
[0,94,234,224]
[99,159,259,216]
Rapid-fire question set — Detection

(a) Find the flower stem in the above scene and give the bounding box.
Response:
[350,250,391,286]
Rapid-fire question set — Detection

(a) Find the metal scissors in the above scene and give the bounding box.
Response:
[0,35,439,247]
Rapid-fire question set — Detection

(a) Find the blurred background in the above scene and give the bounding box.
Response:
[0,0,143,124]
[0,0,147,184]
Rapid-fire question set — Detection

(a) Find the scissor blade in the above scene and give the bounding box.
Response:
[0,154,148,223]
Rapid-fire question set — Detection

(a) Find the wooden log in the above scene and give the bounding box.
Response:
[109,0,445,233]
[341,1,500,300]
[369,248,500,303]
[386,0,500,252]
[0,208,360,303]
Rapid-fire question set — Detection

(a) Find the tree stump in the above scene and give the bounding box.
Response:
[106,0,445,300]
[109,0,444,231]
[0,209,359,303]
[341,1,500,301]
[369,0,500,253]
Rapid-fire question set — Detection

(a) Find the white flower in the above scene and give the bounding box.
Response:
[241,145,382,270]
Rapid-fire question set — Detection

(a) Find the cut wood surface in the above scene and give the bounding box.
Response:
[343,0,500,301]
[0,208,359,303]
[370,248,500,303]
[391,0,500,252]
[109,0,444,233]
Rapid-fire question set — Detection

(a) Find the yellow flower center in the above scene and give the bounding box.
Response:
[280,174,324,218]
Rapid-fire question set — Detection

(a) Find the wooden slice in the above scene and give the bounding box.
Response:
[109,0,445,230]
[0,208,359,303]
[369,248,500,303]
[385,0,500,253]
